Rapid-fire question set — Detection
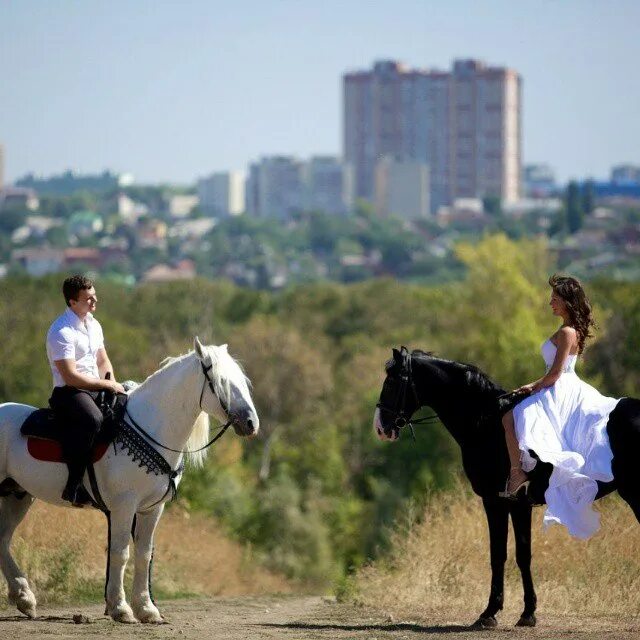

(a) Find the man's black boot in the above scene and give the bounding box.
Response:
[62,463,90,507]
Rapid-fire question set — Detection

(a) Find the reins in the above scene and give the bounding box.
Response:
[124,360,232,456]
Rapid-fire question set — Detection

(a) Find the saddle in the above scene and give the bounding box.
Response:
[20,392,128,464]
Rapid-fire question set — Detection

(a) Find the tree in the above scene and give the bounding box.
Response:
[483,194,503,217]
[232,316,335,484]
[566,181,584,233]
[451,234,556,389]
[0,206,28,233]
[582,179,596,215]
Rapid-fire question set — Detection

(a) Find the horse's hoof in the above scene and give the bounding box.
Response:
[110,606,137,624]
[516,614,536,627]
[16,594,37,619]
[471,616,497,629]
[136,607,164,624]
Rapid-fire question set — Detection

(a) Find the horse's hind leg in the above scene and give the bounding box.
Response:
[131,505,164,623]
[0,493,37,618]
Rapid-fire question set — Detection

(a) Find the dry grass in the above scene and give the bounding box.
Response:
[353,484,640,619]
[0,501,291,606]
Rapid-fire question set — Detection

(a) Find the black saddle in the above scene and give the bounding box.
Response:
[21,391,128,445]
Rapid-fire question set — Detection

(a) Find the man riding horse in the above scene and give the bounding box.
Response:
[46,275,125,506]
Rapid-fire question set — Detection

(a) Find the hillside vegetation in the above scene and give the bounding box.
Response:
[351,486,640,619]
[1,502,289,606]
[1,234,639,588]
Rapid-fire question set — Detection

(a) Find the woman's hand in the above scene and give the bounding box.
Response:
[514,381,542,394]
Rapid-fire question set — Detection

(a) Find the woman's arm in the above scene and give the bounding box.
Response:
[515,327,577,394]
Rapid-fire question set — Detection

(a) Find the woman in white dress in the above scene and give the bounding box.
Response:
[501,274,620,539]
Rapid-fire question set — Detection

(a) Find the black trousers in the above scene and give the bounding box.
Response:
[49,386,103,485]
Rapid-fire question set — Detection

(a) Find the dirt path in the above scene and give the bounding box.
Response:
[1,595,639,639]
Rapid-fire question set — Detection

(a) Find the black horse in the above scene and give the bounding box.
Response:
[374,346,640,628]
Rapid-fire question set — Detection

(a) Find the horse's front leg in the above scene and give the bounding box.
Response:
[131,505,165,623]
[473,497,509,628]
[105,500,137,623]
[509,500,537,627]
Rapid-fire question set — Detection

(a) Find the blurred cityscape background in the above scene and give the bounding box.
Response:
[1,2,639,287]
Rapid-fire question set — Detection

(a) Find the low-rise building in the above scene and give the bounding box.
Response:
[611,164,640,185]
[166,195,199,218]
[0,187,39,211]
[12,247,64,276]
[142,260,196,283]
[524,164,557,197]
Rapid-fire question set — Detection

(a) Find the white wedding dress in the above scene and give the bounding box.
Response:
[513,339,620,539]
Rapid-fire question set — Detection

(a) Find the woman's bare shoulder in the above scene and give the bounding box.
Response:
[556,326,578,351]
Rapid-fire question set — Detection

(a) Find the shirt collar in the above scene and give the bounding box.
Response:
[64,307,94,328]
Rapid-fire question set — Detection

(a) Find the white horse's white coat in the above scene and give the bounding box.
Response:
[0,338,258,623]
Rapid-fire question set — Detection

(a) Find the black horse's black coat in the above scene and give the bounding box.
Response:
[377,348,638,628]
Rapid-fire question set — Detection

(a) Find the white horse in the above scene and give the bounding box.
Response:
[0,337,258,623]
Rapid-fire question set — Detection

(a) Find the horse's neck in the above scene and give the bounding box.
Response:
[126,354,200,465]
[412,357,495,444]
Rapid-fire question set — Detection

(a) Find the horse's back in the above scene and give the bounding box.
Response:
[0,403,36,444]
[608,398,640,496]
[0,402,36,425]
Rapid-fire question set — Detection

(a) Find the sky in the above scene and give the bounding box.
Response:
[1,0,639,185]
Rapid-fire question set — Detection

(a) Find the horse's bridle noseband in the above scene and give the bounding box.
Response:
[199,361,230,415]
[376,347,439,439]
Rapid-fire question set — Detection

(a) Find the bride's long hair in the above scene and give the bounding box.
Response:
[549,274,596,354]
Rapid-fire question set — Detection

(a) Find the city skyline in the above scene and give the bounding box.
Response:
[1,1,638,185]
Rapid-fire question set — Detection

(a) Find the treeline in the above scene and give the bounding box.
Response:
[1,234,638,585]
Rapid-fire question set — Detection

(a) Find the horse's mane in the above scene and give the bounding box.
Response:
[149,345,249,467]
[411,349,504,396]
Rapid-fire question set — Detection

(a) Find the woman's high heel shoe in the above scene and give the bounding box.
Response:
[498,469,530,500]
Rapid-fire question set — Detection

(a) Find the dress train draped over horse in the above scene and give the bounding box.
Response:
[513,339,620,538]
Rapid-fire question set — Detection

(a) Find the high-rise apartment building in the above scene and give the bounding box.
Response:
[343,59,522,211]
[197,171,246,217]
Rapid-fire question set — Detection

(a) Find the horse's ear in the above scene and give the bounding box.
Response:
[194,336,206,360]
[221,343,228,352]
[392,348,402,363]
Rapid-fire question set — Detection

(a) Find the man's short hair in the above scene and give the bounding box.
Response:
[63,275,94,306]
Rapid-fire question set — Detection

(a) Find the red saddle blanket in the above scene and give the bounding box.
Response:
[27,438,109,464]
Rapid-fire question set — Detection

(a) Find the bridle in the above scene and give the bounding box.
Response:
[125,359,233,456]
[376,347,439,439]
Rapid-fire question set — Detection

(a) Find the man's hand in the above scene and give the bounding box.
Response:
[109,380,126,394]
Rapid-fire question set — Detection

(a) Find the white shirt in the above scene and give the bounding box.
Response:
[46,307,105,388]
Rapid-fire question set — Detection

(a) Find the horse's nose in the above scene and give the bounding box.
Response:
[246,417,259,437]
